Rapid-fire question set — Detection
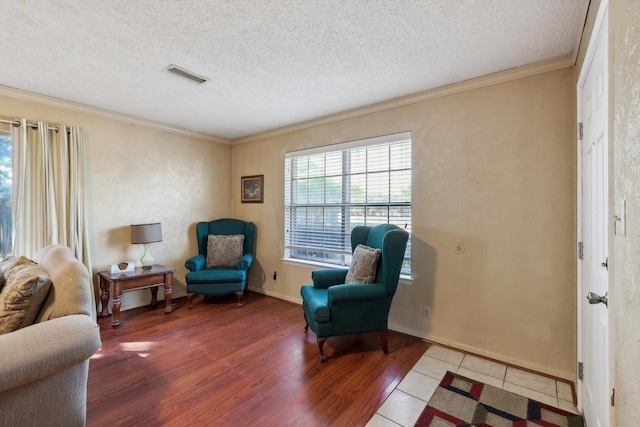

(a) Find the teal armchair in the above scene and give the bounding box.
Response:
[300,224,409,362]
[185,219,255,308]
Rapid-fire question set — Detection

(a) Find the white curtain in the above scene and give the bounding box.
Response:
[11,120,93,285]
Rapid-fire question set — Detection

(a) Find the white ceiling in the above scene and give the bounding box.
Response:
[0,0,589,141]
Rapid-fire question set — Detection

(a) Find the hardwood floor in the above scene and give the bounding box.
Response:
[87,292,430,427]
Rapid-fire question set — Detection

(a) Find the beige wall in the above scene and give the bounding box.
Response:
[611,0,640,424]
[232,68,577,379]
[0,59,579,381]
[0,91,232,311]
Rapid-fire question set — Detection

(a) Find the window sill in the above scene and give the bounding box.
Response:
[282,258,413,285]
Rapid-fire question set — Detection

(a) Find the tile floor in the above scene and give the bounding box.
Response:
[366,344,579,427]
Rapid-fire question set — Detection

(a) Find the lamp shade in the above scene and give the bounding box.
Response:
[131,223,162,244]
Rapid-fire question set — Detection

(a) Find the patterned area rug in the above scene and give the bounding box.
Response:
[415,371,584,427]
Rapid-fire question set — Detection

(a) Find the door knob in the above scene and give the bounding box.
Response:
[601,257,608,269]
[586,292,608,307]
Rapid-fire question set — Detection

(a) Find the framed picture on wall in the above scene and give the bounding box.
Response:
[241,175,264,203]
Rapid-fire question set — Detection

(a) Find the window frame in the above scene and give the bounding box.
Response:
[284,132,412,276]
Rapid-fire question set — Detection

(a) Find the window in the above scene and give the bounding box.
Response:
[0,130,12,258]
[284,132,411,275]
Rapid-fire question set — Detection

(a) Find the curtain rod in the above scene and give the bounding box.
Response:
[0,117,62,132]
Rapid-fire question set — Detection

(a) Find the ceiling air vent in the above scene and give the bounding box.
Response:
[166,64,207,84]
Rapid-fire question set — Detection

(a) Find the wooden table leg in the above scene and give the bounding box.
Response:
[100,277,110,318]
[150,286,158,306]
[164,272,173,314]
[111,281,123,328]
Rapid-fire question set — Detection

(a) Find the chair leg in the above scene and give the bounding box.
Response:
[187,293,195,309]
[303,313,309,332]
[317,337,327,362]
[234,291,244,307]
[381,330,389,354]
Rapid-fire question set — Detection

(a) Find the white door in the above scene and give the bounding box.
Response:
[577,2,609,426]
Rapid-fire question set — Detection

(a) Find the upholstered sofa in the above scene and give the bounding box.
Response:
[0,244,102,427]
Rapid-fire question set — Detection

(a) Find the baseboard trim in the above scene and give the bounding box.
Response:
[249,290,574,381]
[248,286,302,305]
[415,332,573,382]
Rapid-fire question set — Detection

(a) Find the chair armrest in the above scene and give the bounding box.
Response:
[185,255,205,272]
[237,253,254,270]
[311,269,349,289]
[0,314,101,393]
[327,283,387,304]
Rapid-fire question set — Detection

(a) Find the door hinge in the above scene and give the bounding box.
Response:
[611,388,615,406]
[578,122,584,140]
[578,242,584,260]
[578,362,584,380]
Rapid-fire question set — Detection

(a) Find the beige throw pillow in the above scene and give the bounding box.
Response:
[0,256,19,291]
[345,244,381,284]
[206,234,245,268]
[0,257,52,334]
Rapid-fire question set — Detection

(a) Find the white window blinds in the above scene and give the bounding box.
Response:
[284,132,411,274]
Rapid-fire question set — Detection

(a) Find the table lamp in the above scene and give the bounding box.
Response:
[131,223,162,269]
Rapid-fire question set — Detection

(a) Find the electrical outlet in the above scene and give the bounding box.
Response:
[423,306,431,320]
[260,272,265,281]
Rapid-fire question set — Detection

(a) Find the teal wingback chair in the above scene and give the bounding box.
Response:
[185,219,255,308]
[300,224,409,362]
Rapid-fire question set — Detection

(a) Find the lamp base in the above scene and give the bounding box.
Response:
[140,243,155,268]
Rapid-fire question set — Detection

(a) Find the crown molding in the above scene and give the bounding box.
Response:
[0,85,232,145]
[233,55,575,145]
[1,54,575,146]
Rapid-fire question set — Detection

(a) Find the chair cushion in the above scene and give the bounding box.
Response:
[300,286,331,323]
[0,257,52,334]
[345,244,381,284]
[206,234,245,267]
[186,268,245,284]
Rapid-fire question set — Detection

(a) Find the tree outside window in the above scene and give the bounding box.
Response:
[0,133,12,258]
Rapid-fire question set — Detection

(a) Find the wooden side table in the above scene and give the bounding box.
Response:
[98,264,175,328]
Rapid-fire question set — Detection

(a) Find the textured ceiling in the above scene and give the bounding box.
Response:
[0,0,589,140]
